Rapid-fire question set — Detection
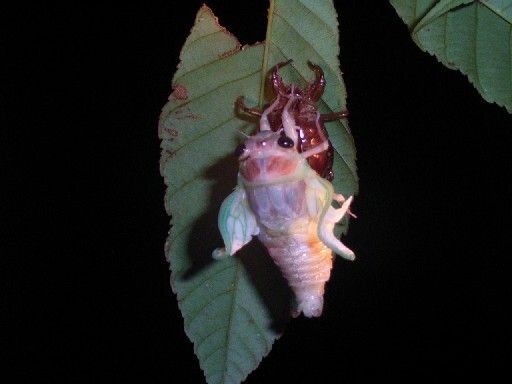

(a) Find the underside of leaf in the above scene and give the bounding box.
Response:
[159,2,358,383]
[390,0,512,113]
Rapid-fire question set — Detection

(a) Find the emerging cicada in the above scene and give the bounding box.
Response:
[213,61,355,318]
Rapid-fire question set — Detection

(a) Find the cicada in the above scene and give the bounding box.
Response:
[213,61,355,318]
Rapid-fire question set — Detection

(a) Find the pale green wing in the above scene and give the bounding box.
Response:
[216,186,259,258]
[304,170,334,220]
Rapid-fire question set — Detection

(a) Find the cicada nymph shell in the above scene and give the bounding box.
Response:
[214,61,354,318]
[236,60,348,181]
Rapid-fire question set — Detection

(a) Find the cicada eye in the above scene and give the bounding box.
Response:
[277,135,294,148]
[234,143,247,158]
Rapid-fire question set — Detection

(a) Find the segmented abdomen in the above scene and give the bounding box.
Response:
[246,181,333,317]
[262,232,333,318]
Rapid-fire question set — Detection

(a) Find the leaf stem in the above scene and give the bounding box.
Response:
[259,0,275,108]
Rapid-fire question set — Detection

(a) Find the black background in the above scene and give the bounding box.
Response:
[3,0,512,382]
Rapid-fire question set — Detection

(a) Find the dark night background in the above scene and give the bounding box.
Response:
[3,0,512,382]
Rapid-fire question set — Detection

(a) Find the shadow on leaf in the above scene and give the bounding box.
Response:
[182,153,292,332]
[238,241,293,332]
[182,154,238,280]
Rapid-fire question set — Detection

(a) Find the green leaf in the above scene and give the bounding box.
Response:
[159,2,358,383]
[390,0,512,112]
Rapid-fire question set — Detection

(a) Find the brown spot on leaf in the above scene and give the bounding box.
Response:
[161,126,179,141]
[165,149,176,158]
[219,47,241,59]
[172,107,200,120]
[171,84,188,100]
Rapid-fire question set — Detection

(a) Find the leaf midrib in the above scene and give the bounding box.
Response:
[221,262,241,384]
[259,0,276,107]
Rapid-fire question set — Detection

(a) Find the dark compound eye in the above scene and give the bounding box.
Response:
[234,143,247,158]
[278,135,294,148]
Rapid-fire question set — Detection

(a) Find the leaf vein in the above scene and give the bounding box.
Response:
[175,40,244,82]
[221,262,241,384]
[168,223,191,244]
[166,176,198,203]
[186,30,225,48]
[185,289,233,329]
[295,0,336,33]
[202,345,224,366]
[273,11,337,74]
[168,69,260,115]
[259,0,276,107]
[237,304,273,350]
[233,329,259,364]
[195,325,229,354]
[481,0,512,24]
[227,357,245,378]
[179,264,236,302]
[165,116,237,158]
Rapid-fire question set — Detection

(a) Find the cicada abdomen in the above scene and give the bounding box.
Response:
[215,61,354,318]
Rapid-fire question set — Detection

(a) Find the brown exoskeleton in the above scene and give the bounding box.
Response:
[236,60,348,181]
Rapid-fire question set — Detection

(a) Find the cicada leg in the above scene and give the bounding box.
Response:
[260,94,282,131]
[320,110,349,122]
[235,96,262,117]
[281,86,301,142]
[300,113,329,158]
[271,59,293,95]
[236,92,283,132]
[319,196,355,261]
[306,61,326,102]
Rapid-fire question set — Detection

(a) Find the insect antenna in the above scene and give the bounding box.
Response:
[236,130,250,138]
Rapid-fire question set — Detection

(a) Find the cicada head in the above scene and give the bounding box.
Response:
[236,130,305,184]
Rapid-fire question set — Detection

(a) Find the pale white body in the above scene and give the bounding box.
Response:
[247,180,335,317]
[214,95,354,317]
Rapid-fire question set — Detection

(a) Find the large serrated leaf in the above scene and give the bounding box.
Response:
[390,0,512,113]
[159,2,358,383]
